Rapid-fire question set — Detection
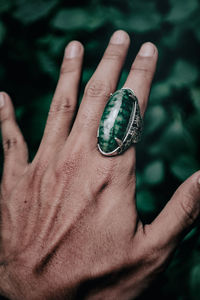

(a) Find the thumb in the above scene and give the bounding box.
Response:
[146,171,200,248]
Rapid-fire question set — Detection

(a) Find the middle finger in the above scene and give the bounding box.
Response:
[68,30,130,149]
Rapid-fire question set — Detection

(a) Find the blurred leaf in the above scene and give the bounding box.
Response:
[150,81,171,103]
[143,160,165,185]
[112,2,161,32]
[190,87,200,111]
[168,60,198,88]
[37,34,54,46]
[85,40,100,52]
[190,262,200,300]
[52,8,105,31]
[48,36,67,56]
[33,93,52,112]
[16,106,25,119]
[159,118,196,159]
[37,34,70,56]
[187,112,200,139]
[193,17,200,42]
[13,0,58,24]
[52,9,88,31]
[161,26,183,48]
[37,51,58,79]
[183,227,197,242]
[0,0,12,14]
[136,189,156,215]
[166,0,198,23]
[171,154,198,180]
[136,172,143,189]
[145,105,167,134]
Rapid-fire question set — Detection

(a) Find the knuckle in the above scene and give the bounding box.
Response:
[60,60,78,75]
[3,137,18,153]
[179,192,197,225]
[3,135,26,154]
[55,153,81,181]
[103,49,123,61]
[30,160,48,182]
[95,164,113,182]
[49,97,75,115]
[131,66,153,77]
[94,159,116,184]
[85,79,110,98]
[0,111,12,123]
[119,155,136,178]
[91,180,109,199]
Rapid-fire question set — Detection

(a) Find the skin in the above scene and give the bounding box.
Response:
[0,30,200,300]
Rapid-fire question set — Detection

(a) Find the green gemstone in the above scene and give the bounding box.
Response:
[98,89,135,154]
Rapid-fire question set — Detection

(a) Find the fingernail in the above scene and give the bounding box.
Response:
[110,30,128,44]
[0,93,5,108]
[65,41,82,58]
[139,42,155,57]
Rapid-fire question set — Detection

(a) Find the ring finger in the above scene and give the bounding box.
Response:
[116,42,158,164]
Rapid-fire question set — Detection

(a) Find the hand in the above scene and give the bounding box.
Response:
[0,30,199,300]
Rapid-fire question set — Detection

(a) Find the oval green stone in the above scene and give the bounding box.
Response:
[98,89,135,154]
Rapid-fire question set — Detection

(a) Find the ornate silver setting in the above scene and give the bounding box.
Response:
[97,88,143,156]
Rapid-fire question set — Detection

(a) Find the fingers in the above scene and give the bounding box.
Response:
[38,41,84,156]
[0,92,28,186]
[69,30,130,146]
[145,171,200,251]
[69,37,157,155]
[123,42,158,116]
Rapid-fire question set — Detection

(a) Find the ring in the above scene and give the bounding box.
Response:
[97,88,143,156]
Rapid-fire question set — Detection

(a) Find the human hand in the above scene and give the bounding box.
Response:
[0,30,200,300]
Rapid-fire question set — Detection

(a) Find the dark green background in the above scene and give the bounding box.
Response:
[0,0,200,299]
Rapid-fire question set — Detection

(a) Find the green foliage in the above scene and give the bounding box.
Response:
[0,0,200,299]
[0,0,11,14]
[143,159,165,185]
[52,8,105,31]
[13,0,59,24]
[166,0,198,23]
[168,60,198,88]
[171,154,198,180]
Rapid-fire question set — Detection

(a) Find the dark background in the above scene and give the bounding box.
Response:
[0,0,200,299]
